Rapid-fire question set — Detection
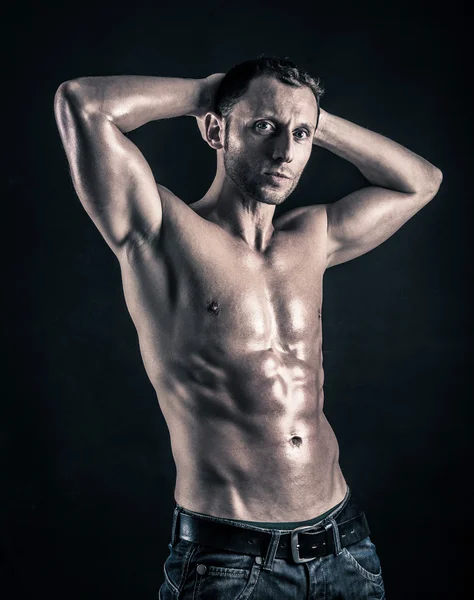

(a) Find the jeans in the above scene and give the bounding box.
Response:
[159,486,386,599]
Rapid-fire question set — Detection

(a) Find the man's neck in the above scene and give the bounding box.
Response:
[197,157,277,253]
[210,200,276,253]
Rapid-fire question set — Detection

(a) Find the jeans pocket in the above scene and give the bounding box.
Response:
[192,548,262,600]
[341,535,384,584]
[163,539,199,597]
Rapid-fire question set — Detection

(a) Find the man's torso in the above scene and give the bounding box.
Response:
[117,186,347,521]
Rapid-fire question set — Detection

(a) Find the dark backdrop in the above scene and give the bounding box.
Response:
[4,1,472,599]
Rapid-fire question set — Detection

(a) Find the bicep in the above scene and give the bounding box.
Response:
[324,185,433,268]
[54,84,163,256]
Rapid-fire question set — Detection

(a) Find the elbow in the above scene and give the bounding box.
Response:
[431,166,443,191]
[55,79,82,104]
[54,79,97,116]
[416,166,443,203]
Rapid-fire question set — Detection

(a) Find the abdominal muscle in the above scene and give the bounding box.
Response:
[121,193,347,522]
[153,343,348,523]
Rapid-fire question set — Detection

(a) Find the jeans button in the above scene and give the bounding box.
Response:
[196,564,207,575]
[255,556,262,565]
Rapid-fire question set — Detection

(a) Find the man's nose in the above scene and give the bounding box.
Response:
[271,130,294,163]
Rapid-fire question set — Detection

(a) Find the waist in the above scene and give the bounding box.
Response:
[181,488,347,531]
[175,463,347,524]
[171,485,371,564]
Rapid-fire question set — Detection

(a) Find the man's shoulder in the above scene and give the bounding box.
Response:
[154,183,215,242]
[156,182,181,209]
[156,182,211,212]
[275,203,327,233]
[156,182,199,221]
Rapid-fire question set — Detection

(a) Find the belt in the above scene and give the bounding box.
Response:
[178,510,370,564]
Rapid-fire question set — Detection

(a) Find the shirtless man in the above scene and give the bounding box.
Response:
[54,57,442,599]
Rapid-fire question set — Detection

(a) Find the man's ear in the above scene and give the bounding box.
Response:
[196,112,224,149]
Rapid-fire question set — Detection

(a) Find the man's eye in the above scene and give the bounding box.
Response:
[295,130,309,139]
[256,122,273,131]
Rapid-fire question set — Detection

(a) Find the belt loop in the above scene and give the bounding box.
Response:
[170,505,183,548]
[262,530,281,571]
[324,517,342,556]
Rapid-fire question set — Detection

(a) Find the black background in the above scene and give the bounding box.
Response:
[4,1,472,598]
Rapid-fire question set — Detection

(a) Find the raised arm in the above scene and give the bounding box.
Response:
[54,74,213,257]
[311,108,443,268]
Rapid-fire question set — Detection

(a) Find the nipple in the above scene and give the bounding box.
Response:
[207,300,220,315]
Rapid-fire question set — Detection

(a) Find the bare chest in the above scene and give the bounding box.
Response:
[121,202,326,360]
[185,249,323,354]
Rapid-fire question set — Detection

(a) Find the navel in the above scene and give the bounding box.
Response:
[207,300,220,315]
[290,436,303,448]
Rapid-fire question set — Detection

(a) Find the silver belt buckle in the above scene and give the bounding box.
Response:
[290,523,321,564]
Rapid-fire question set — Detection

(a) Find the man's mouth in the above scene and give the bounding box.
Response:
[264,171,291,179]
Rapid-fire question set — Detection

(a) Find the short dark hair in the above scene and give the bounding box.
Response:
[214,55,324,129]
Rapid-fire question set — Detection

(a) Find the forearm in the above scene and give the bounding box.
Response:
[313,110,442,194]
[57,75,205,133]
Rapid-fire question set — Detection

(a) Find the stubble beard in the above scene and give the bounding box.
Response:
[223,135,297,206]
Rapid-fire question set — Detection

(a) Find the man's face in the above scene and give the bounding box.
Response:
[222,75,318,206]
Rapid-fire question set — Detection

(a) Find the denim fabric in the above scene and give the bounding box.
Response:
[158,487,386,599]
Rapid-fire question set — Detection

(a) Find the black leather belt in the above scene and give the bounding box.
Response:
[178,510,370,564]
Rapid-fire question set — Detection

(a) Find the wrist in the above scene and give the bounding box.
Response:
[185,78,210,118]
[189,73,226,119]
[313,108,330,146]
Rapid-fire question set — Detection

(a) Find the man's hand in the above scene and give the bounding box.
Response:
[313,107,328,144]
[192,72,226,140]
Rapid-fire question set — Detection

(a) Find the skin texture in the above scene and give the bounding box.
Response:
[54,72,442,521]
